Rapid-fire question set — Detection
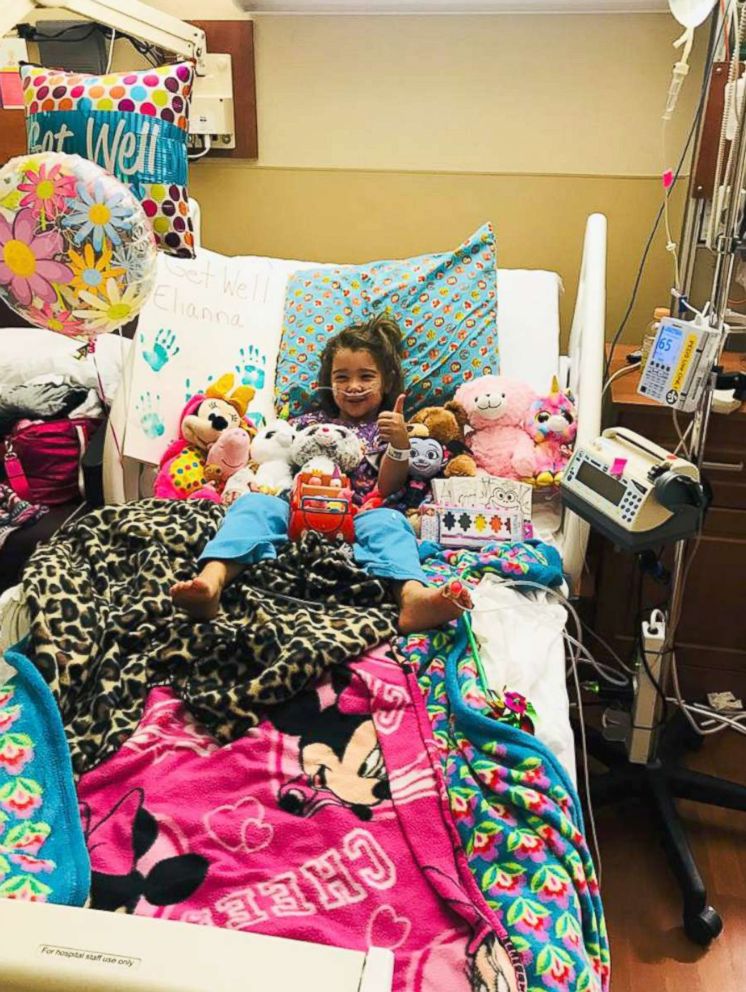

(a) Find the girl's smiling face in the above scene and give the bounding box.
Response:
[331,348,384,422]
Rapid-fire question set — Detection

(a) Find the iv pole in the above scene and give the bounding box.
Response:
[668,1,746,662]
[588,4,746,948]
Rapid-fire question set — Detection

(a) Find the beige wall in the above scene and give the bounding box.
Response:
[188,164,686,347]
[148,5,705,345]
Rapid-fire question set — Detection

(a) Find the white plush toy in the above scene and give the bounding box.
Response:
[252,420,296,491]
[290,423,363,477]
[222,420,296,505]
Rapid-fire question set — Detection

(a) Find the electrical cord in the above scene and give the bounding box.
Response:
[188,135,212,160]
[637,639,670,726]
[21,23,163,68]
[632,556,672,728]
[601,363,637,399]
[604,14,726,384]
[21,23,100,43]
[564,633,631,689]
[105,28,116,74]
[579,619,638,676]
[671,407,692,459]
[666,697,746,735]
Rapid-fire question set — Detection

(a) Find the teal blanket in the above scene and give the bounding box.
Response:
[0,647,89,904]
[400,543,610,992]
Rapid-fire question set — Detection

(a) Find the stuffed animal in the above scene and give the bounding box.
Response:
[410,436,446,481]
[203,426,252,491]
[291,423,363,477]
[377,435,446,521]
[407,401,477,478]
[454,375,537,481]
[525,376,577,486]
[252,419,296,491]
[222,419,296,505]
[153,373,255,501]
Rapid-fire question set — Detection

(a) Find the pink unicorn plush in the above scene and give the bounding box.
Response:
[454,375,537,480]
[525,376,577,486]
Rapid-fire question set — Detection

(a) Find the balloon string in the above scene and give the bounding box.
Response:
[91,342,123,463]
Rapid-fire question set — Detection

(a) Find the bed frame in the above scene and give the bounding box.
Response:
[101,212,607,591]
[0,213,606,989]
[0,899,394,992]
[557,212,607,590]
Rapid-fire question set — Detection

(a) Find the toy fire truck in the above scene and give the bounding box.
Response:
[288,466,356,542]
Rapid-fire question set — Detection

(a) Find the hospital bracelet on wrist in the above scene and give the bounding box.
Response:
[385,444,410,462]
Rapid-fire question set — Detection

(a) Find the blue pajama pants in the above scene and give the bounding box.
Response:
[200,492,428,584]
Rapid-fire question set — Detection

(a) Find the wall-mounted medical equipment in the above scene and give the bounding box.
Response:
[560,427,707,551]
[0,0,236,150]
[637,315,722,411]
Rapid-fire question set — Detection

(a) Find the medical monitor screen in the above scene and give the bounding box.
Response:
[653,323,683,363]
[576,461,625,506]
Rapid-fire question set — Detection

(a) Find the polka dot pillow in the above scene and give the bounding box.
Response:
[275,224,498,417]
[20,62,195,258]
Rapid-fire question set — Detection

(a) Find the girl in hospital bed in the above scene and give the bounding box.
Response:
[170,315,472,632]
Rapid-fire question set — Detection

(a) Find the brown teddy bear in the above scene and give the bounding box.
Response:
[407,401,477,478]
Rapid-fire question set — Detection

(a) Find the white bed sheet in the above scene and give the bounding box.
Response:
[471,575,575,783]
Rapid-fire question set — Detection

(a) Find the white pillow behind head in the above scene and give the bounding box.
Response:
[0,327,131,403]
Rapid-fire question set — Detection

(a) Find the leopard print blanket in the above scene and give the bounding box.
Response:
[22,499,397,775]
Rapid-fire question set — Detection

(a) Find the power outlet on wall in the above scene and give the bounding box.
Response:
[190,53,236,149]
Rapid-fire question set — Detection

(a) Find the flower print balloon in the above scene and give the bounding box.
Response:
[0,211,71,307]
[0,152,156,337]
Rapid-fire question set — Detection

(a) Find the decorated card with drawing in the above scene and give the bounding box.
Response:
[430,476,533,521]
[124,248,318,465]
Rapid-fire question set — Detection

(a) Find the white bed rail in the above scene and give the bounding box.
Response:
[558,212,607,591]
[103,217,607,513]
[101,214,607,587]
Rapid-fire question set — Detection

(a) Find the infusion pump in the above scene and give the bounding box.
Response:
[560,428,707,552]
[638,315,721,412]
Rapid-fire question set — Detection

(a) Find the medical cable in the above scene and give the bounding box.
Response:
[601,363,637,399]
[564,634,631,689]
[671,406,692,458]
[189,135,212,160]
[666,698,746,735]
[579,619,638,676]
[106,28,116,73]
[315,386,379,400]
[604,13,725,384]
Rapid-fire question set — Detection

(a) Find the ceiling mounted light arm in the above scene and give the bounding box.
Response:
[0,0,207,73]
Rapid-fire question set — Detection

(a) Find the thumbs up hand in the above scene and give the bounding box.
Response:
[377,393,409,449]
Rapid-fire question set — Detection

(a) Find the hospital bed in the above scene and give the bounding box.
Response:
[101,211,606,596]
[0,212,606,989]
[95,209,606,777]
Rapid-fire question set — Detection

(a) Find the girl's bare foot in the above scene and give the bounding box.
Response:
[170,576,222,621]
[397,579,472,635]
[170,560,240,621]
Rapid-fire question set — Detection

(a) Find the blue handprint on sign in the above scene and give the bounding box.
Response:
[136,392,165,439]
[235,345,267,391]
[141,328,180,373]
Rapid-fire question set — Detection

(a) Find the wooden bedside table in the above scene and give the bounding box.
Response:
[590,345,746,700]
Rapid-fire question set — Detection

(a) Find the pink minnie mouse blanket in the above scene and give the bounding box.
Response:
[77,648,527,992]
